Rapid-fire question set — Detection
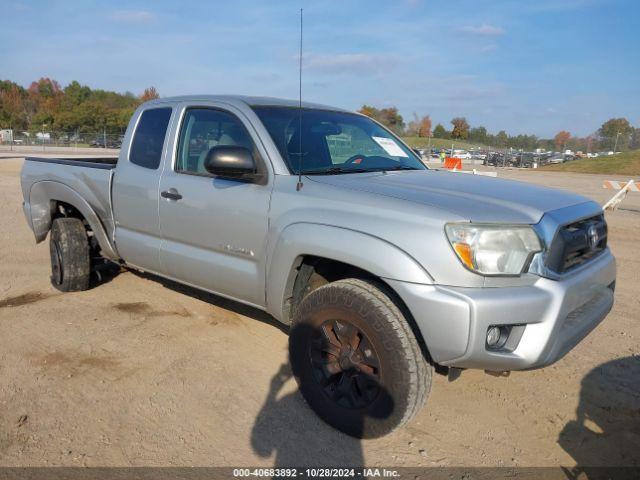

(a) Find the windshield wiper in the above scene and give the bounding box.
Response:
[382,165,421,171]
[300,166,372,175]
[300,165,421,175]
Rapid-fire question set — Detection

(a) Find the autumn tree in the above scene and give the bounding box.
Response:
[358,105,405,135]
[417,115,432,137]
[378,107,404,135]
[140,86,160,102]
[0,80,28,130]
[0,78,143,134]
[407,114,432,138]
[554,131,571,150]
[598,118,633,151]
[450,117,470,139]
[28,77,62,98]
[358,105,379,119]
[26,78,64,130]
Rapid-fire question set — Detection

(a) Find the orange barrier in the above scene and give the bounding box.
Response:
[603,179,639,211]
[603,180,639,192]
[443,157,462,170]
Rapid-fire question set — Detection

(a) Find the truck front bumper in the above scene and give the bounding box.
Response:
[386,249,616,371]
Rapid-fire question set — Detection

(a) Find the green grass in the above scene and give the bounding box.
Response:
[401,136,490,151]
[542,149,640,176]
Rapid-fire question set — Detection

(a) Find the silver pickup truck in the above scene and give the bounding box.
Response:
[21,96,616,438]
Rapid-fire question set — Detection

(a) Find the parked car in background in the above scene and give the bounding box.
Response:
[515,152,535,168]
[90,135,123,149]
[452,149,471,159]
[484,151,504,166]
[547,154,565,164]
[470,150,487,160]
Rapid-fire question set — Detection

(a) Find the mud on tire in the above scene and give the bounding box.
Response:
[289,278,432,438]
[49,217,90,292]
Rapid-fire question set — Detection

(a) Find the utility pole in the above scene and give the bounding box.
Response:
[613,132,622,153]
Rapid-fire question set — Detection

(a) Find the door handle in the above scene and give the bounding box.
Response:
[161,188,182,201]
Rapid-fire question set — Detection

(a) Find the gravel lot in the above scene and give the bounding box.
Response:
[0,158,638,467]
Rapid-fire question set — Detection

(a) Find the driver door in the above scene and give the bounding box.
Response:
[158,104,273,307]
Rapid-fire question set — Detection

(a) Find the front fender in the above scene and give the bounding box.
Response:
[265,222,433,322]
[28,180,119,260]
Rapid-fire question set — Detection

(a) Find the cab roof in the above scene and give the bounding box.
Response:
[142,95,349,112]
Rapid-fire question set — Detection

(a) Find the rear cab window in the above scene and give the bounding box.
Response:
[129,107,172,169]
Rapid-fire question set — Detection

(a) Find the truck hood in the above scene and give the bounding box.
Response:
[308,170,593,224]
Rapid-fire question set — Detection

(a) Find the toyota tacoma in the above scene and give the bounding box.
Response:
[20,96,616,438]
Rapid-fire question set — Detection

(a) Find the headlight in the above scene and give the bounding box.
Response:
[445,223,542,275]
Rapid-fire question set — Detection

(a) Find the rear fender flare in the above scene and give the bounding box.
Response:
[28,180,119,260]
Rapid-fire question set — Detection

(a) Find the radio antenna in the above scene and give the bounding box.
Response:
[296,8,304,191]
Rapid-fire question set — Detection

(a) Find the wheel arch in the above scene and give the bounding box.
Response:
[265,223,436,363]
[28,180,119,260]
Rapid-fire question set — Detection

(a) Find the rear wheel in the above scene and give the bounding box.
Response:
[289,278,431,438]
[49,217,90,292]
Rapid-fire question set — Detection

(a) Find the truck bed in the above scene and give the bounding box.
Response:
[21,156,118,250]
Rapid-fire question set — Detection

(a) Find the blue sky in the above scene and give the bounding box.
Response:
[2,0,638,137]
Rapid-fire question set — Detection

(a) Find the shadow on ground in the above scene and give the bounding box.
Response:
[250,321,397,467]
[129,271,401,466]
[559,355,640,471]
[250,362,365,467]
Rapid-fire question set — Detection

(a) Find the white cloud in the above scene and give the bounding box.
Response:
[109,10,155,24]
[458,24,505,36]
[304,53,398,75]
[477,44,498,53]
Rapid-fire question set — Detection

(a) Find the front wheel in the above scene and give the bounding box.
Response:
[289,278,432,438]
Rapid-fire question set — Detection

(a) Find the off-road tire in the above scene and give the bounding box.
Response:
[289,278,432,438]
[49,217,90,292]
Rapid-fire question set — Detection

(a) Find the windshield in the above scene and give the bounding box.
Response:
[252,106,427,174]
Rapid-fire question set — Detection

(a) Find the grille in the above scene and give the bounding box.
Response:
[545,214,607,274]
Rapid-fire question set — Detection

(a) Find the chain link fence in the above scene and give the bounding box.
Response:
[0,129,123,150]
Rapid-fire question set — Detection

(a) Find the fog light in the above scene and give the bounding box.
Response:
[486,326,502,347]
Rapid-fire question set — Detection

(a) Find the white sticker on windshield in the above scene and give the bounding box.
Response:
[372,136,408,157]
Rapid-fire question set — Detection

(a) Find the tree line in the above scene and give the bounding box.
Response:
[0,78,159,134]
[1,78,637,152]
[359,105,640,152]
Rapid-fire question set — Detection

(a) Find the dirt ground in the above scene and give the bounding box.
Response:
[0,158,638,468]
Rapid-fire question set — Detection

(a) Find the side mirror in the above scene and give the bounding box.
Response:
[204,146,264,182]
